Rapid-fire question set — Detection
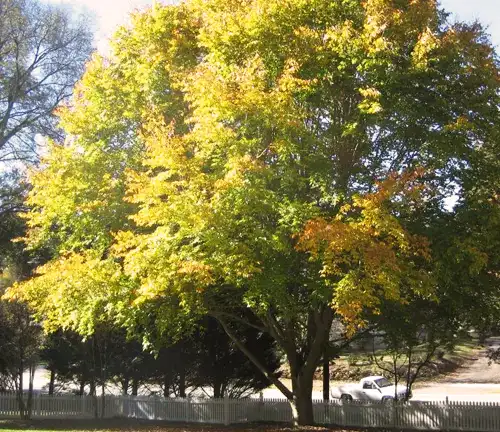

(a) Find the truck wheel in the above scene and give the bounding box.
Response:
[340,394,353,402]
[382,396,394,404]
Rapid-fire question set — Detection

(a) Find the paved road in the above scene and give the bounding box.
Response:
[412,383,500,402]
[259,381,500,402]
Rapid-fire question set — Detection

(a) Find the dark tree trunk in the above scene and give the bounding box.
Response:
[131,379,138,396]
[290,371,314,426]
[27,365,35,419]
[163,374,170,398]
[121,377,129,396]
[78,380,85,396]
[17,356,27,420]
[48,368,56,395]
[179,366,186,398]
[213,380,222,399]
[100,382,105,418]
[322,352,329,401]
[89,379,97,418]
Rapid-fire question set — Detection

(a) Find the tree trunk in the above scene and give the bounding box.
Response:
[17,357,26,420]
[291,393,314,426]
[101,382,105,418]
[290,372,314,426]
[27,365,35,419]
[131,378,138,396]
[163,374,170,398]
[89,379,98,418]
[121,377,129,396]
[322,350,329,401]
[213,380,222,399]
[48,368,56,395]
[178,366,186,398]
[79,380,85,396]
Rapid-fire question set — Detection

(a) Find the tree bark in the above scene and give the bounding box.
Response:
[89,379,97,418]
[163,374,170,398]
[131,379,138,396]
[48,368,56,395]
[290,371,314,425]
[322,351,329,401]
[78,380,85,396]
[179,365,186,398]
[101,381,106,418]
[27,365,35,419]
[213,380,222,399]
[17,355,26,420]
[121,377,129,396]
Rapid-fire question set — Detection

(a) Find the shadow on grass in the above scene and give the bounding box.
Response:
[0,419,219,431]
[0,419,367,432]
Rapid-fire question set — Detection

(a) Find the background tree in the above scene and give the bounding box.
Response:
[0,0,93,163]
[369,299,458,401]
[9,0,500,425]
[0,297,42,419]
[40,330,81,395]
[151,342,197,398]
[0,171,45,419]
[191,317,282,398]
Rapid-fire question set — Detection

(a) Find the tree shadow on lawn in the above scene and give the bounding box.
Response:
[0,419,370,432]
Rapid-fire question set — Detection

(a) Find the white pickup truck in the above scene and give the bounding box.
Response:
[333,376,412,402]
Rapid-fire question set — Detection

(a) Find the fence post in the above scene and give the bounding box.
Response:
[445,397,450,432]
[224,397,230,425]
[34,393,39,418]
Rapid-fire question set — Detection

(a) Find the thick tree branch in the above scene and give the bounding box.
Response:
[217,316,294,401]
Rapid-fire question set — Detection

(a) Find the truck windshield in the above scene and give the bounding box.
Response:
[375,378,392,388]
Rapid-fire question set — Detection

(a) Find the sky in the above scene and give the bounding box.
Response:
[46,0,500,52]
[441,0,500,47]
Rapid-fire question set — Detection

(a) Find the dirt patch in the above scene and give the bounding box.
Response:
[435,337,500,383]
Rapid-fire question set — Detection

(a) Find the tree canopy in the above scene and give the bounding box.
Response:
[7,0,500,425]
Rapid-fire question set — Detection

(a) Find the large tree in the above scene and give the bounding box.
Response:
[9,0,500,425]
[0,0,93,163]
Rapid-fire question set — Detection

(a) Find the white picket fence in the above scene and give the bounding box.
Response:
[0,393,500,431]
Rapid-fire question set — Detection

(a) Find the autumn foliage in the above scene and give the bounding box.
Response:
[297,171,433,330]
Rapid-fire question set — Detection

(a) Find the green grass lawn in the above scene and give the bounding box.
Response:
[0,419,364,432]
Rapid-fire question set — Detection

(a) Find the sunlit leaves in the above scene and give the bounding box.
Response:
[297,172,434,331]
[5,253,130,336]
